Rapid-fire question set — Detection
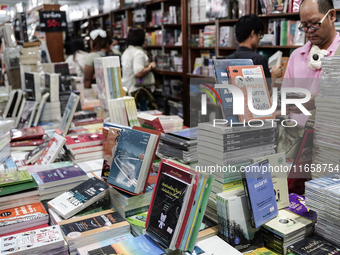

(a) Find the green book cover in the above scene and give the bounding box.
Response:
[126,212,148,236]
[280,20,288,46]
[0,170,33,187]
[0,180,37,196]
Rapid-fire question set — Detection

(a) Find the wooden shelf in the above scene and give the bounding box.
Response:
[190,21,215,25]
[190,46,215,50]
[258,12,299,18]
[219,47,237,50]
[153,69,183,76]
[218,18,238,24]
[257,45,301,49]
[186,74,215,79]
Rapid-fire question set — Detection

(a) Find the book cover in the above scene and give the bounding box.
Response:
[252,152,289,209]
[227,65,275,122]
[0,223,49,238]
[0,170,32,187]
[25,72,41,102]
[288,235,340,255]
[268,51,282,69]
[0,225,64,255]
[263,210,312,238]
[126,212,148,236]
[65,133,103,149]
[285,193,317,222]
[107,128,158,194]
[280,20,288,46]
[137,113,164,132]
[287,21,296,46]
[59,92,80,136]
[48,177,110,217]
[35,133,66,165]
[0,202,48,227]
[0,181,38,197]
[25,139,50,164]
[17,100,37,129]
[212,59,254,123]
[33,92,50,127]
[10,126,45,141]
[88,234,164,255]
[244,247,280,255]
[14,97,26,128]
[242,160,278,228]
[10,139,45,147]
[102,127,121,180]
[146,172,190,248]
[31,165,87,186]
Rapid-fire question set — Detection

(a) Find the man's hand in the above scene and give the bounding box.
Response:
[270,65,283,78]
[286,92,317,114]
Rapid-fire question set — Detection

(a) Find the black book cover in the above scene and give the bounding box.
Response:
[146,172,189,248]
[288,235,340,255]
[68,177,110,206]
[7,91,18,117]
[45,73,51,102]
[25,73,36,101]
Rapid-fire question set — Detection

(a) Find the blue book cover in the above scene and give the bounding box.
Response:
[242,159,278,229]
[107,128,156,194]
[212,59,254,123]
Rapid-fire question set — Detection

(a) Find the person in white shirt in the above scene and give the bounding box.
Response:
[65,38,88,77]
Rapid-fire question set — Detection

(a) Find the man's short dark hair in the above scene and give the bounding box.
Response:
[127,27,145,47]
[235,14,264,43]
[300,0,334,14]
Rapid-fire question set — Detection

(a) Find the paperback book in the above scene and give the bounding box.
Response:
[35,133,66,165]
[59,92,80,136]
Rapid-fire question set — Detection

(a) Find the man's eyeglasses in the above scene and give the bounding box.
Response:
[298,9,332,32]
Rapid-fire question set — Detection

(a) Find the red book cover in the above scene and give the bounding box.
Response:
[137,113,164,133]
[72,117,103,127]
[65,133,103,149]
[10,127,45,141]
[0,224,49,237]
[10,139,45,147]
[292,0,303,12]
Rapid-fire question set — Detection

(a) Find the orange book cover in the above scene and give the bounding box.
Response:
[102,127,122,180]
[279,57,289,83]
[227,65,275,122]
[0,202,48,227]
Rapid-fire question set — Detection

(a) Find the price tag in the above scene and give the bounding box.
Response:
[39,11,67,32]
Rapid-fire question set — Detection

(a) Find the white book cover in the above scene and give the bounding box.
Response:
[102,56,120,100]
[0,225,64,255]
[35,133,66,165]
[59,92,80,136]
[25,72,41,103]
[3,90,17,118]
[14,97,26,128]
[12,90,23,118]
[27,101,39,128]
[45,73,60,102]
[33,92,50,126]
[268,50,283,68]
[252,152,289,209]
[197,236,242,255]
[293,21,305,46]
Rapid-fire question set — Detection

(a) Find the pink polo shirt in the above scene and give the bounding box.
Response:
[282,32,340,126]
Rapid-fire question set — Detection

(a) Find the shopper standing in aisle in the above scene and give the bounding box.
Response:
[65,38,88,77]
[283,0,339,126]
[84,29,109,88]
[226,14,283,94]
[121,27,157,110]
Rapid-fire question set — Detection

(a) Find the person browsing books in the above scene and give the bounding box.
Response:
[226,14,282,94]
[282,0,339,126]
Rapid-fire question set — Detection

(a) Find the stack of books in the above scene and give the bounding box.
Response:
[0,202,49,237]
[48,177,110,219]
[29,163,89,200]
[305,174,340,245]
[59,209,130,255]
[64,132,104,163]
[107,96,140,127]
[312,57,340,179]
[0,225,67,255]
[262,210,314,254]
[157,127,198,164]
[10,126,46,152]
[137,113,183,133]
[0,170,39,210]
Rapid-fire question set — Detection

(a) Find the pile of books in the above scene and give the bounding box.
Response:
[305,174,340,246]
[29,163,89,201]
[65,132,104,163]
[0,120,14,170]
[157,127,198,164]
[137,113,183,133]
[312,57,340,179]
[10,126,46,152]
[0,170,39,210]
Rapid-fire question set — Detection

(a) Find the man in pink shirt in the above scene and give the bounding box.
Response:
[282,0,340,126]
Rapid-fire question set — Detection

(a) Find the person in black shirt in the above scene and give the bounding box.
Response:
[227,14,282,93]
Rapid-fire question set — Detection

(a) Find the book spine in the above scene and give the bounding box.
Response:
[241,174,256,228]
[261,227,285,242]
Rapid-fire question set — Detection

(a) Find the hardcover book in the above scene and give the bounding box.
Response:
[35,133,66,165]
[242,159,278,228]
[48,177,110,219]
[59,92,80,136]
[212,59,254,123]
[227,65,275,122]
[0,225,64,255]
[65,133,103,149]
[107,128,158,194]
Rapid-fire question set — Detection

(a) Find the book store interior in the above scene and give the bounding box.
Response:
[1,0,340,254]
